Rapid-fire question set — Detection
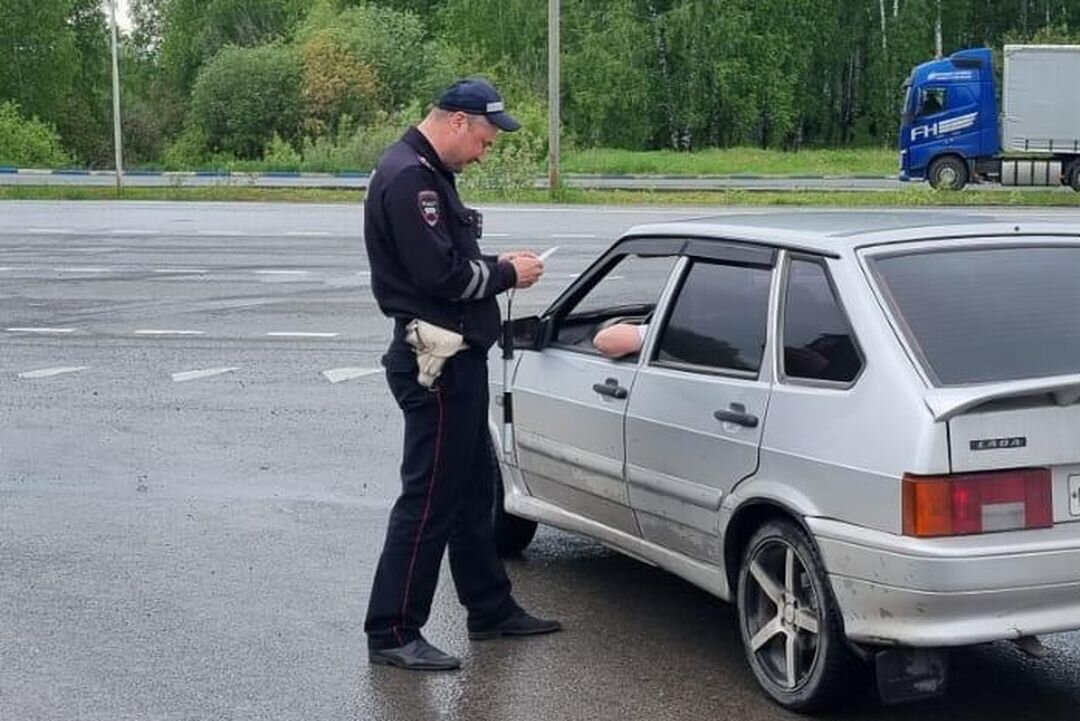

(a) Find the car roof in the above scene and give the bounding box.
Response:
[621,210,1080,256]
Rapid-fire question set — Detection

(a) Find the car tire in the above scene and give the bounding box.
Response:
[488,438,537,557]
[1066,161,1080,192]
[927,156,968,190]
[736,519,856,712]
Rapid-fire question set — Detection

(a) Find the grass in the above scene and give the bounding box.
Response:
[15,147,900,178]
[0,185,363,204]
[561,147,899,177]
[3,184,1080,207]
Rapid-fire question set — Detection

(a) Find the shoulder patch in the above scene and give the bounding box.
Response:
[418,190,440,227]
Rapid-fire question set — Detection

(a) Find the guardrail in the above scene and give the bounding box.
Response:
[0,167,907,192]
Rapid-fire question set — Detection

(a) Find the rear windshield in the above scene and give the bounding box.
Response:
[871,245,1080,385]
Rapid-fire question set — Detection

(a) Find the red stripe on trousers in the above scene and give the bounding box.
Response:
[394,385,445,645]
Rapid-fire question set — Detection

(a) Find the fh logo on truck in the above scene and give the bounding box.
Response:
[911,112,978,142]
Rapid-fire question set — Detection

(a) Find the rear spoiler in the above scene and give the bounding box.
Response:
[924,373,1080,421]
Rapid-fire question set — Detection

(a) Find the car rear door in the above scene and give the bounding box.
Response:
[625,242,777,562]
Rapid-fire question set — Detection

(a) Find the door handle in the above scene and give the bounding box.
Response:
[592,377,628,399]
[714,402,759,428]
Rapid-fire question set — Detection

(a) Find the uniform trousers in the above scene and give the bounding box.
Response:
[365,340,520,650]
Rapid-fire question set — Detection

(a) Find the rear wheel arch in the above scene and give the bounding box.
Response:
[723,500,818,599]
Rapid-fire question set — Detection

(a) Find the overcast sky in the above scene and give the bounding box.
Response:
[101,0,133,32]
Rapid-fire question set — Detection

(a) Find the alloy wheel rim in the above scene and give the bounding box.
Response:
[742,539,823,691]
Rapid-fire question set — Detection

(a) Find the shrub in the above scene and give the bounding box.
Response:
[300,110,416,172]
[187,44,303,159]
[0,101,72,167]
[459,98,547,192]
[161,126,211,170]
[299,32,380,134]
[297,2,443,110]
[263,133,302,170]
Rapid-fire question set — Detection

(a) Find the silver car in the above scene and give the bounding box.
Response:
[487,212,1080,711]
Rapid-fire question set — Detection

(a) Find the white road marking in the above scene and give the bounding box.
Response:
[285,231,332,237]
[266,332,339,338]
[0,267,12,272]
[53,267,113,273]
[171,367,240,383]
[322,367,381,384]
[196,230,243,236]
[17,366,89,379]
[153,268,208,274]
[255,270,311,276]
[27,228,75,234]
[486,233,510,238]
[6,327,77,334]
[476,206,705,215]
[550,233,597,239]
[110,229,159,235]
[135,329,206,336]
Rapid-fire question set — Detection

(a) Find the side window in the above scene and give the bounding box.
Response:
[654,261,771,375]
[552,253,678,353]
[782,258,863,384]
[917,87,946,116]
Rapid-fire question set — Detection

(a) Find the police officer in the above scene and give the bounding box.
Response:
[363,79,560,671]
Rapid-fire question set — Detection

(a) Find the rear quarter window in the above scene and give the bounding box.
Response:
[782,258,862,384]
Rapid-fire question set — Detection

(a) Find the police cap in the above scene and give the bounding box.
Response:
[436,79,521,132]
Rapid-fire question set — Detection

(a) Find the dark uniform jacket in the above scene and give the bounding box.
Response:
[364,127,517,350]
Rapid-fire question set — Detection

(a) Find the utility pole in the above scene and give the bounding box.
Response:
[548,0,560,196]
[109,0,124,192]
[934,0,943,59]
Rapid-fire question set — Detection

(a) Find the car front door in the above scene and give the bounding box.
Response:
[512,244,681,537]
[625,242,777,563]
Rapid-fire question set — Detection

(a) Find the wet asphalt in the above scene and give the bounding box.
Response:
[2,201,1080,721]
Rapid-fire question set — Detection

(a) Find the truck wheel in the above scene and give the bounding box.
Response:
[1067,162,1080,192]
[489,438,537,557]
[928,156,968,190]
[736,519,857,712]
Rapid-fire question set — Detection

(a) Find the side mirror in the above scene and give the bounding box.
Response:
[503,315,548,351]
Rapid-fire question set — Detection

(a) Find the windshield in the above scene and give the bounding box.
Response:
[871,244,1080,385]
[900,79,914,126]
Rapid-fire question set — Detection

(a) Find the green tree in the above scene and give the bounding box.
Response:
[0,0,113,165]
[0,0,78,132]
[299,32,380,133]
[436,0,548,93]
[562,0,659,148]
[186,44,303,158]
[298,1,448,111]
[56,0,112,166]
[159,0,307,95]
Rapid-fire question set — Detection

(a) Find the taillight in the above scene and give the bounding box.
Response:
[902,468,1052,537]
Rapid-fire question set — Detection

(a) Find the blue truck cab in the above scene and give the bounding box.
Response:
[899,48,1000,188]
